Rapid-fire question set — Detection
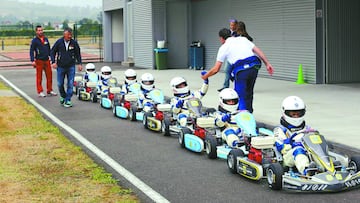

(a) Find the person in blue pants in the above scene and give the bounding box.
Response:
[50,28,83,107]
[202,28,274,113]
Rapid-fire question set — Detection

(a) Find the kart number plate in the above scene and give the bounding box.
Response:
[309,134,322,144]
[189,100,200,107]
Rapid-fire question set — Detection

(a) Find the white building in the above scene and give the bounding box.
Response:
[102,0,360,84]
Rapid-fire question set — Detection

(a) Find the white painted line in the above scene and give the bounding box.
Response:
[0,74,170,203]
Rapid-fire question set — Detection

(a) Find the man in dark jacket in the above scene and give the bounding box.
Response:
[51,27,83,107]
[30,25,57,97]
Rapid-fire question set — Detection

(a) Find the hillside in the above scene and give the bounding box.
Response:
[0,0,101,24]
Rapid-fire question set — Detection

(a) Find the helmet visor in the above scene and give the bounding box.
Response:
[103,71,111,75]
[175,81,187,88]
[126,76,136,80]
[285,109,305,118]
[223,98,238,105]
[142,80,154,85]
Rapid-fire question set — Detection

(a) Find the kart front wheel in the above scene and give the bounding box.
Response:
[227,149,244,174]
[267,162,284,190]
[162,117,171,136]
[129,106,137,121]
[349,156,360,173]
[179,128,192,148]
[143,112,152,129]
[91,91,98,103]
[205,135,218,159]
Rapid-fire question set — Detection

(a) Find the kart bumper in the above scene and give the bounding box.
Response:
[282,171,360,192]
[184,133,204,153]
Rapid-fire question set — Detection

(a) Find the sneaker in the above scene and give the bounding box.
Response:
[38,92,46,97]
[47,91,57,96]
[63,101,73,108]
[59,97,65,105]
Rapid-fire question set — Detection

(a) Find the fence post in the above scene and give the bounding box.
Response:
[1,40,4,50]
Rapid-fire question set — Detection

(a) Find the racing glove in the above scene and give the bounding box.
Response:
[175,99,184,108]
[221,113,231,122]
[201,71,209,84]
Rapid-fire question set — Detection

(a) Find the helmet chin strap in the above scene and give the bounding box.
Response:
[280,117,305,132]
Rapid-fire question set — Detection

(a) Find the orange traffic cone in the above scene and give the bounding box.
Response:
[296,64,306,84]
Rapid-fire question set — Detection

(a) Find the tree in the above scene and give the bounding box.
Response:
[62,19,69,29]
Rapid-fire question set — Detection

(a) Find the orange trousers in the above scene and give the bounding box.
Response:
[35,59,53,94]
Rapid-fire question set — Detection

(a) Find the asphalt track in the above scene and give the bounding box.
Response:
[1,69,360,203]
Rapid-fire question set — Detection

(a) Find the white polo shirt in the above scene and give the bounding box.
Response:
[216,36,255,65]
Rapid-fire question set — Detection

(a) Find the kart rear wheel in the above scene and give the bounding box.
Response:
[227,149,244,174]
[179,127,192,148]
[129,105,137,121]
[349,156,360,173]
[143,112,152,129]
[205,135,218,159]
[162,116,171,136]
[267,162,284,190]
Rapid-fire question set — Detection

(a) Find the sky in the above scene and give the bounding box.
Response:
[17,0,102,8]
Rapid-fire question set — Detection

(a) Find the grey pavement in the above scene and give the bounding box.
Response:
[1,62,359,152]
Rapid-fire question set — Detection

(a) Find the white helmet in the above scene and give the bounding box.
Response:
[124,69,137,85]
[281,96,306,127]
[219,88,239,113]
[85,63,95,73]
[101,66,112,80]
[170,77,189,97]
[140,73,155,91]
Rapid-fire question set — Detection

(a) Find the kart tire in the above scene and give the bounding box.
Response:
[143,112,152,129]
[205,135,218,159]
[91,91,97,103]
[129,105,137,121]
[349,156,360,173]
[162,116,171,136]
[267,162,284,190]
[179,127,192,148]
[77,88,82,100]
[227,149,244,174]
[112,105,117,117]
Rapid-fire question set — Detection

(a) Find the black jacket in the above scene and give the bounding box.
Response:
[50,37,82,68]
[29,37,51,61]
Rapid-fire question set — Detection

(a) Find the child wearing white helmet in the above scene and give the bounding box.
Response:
[274,96,316,176]
[169,72,209,127]
[121,68,138,94]
[138,73,156,110]
[83,63,99,82]
[214,88,244,148]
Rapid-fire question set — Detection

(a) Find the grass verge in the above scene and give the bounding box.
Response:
[0,88,139,202]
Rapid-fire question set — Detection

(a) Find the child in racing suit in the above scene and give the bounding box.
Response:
[170,72,208,127]
[98,65,117,95]
[213,88,244,148]
[121,68,138,94]
[83,63,99,82]
[274,96,316,175]
[138,73,156,111]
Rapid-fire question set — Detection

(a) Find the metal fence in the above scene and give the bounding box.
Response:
[0,24,103,63]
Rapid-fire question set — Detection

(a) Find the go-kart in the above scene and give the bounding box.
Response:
[226,119,278,181]
[99,77,120,109]
[266,130,360,192]
[142,89,172,132]
[205,111,274,160]
[112,83,142,120]
[76,72,100,103]
[164,97,220,153]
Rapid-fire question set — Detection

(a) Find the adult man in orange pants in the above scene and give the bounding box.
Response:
[30,25,57,97]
